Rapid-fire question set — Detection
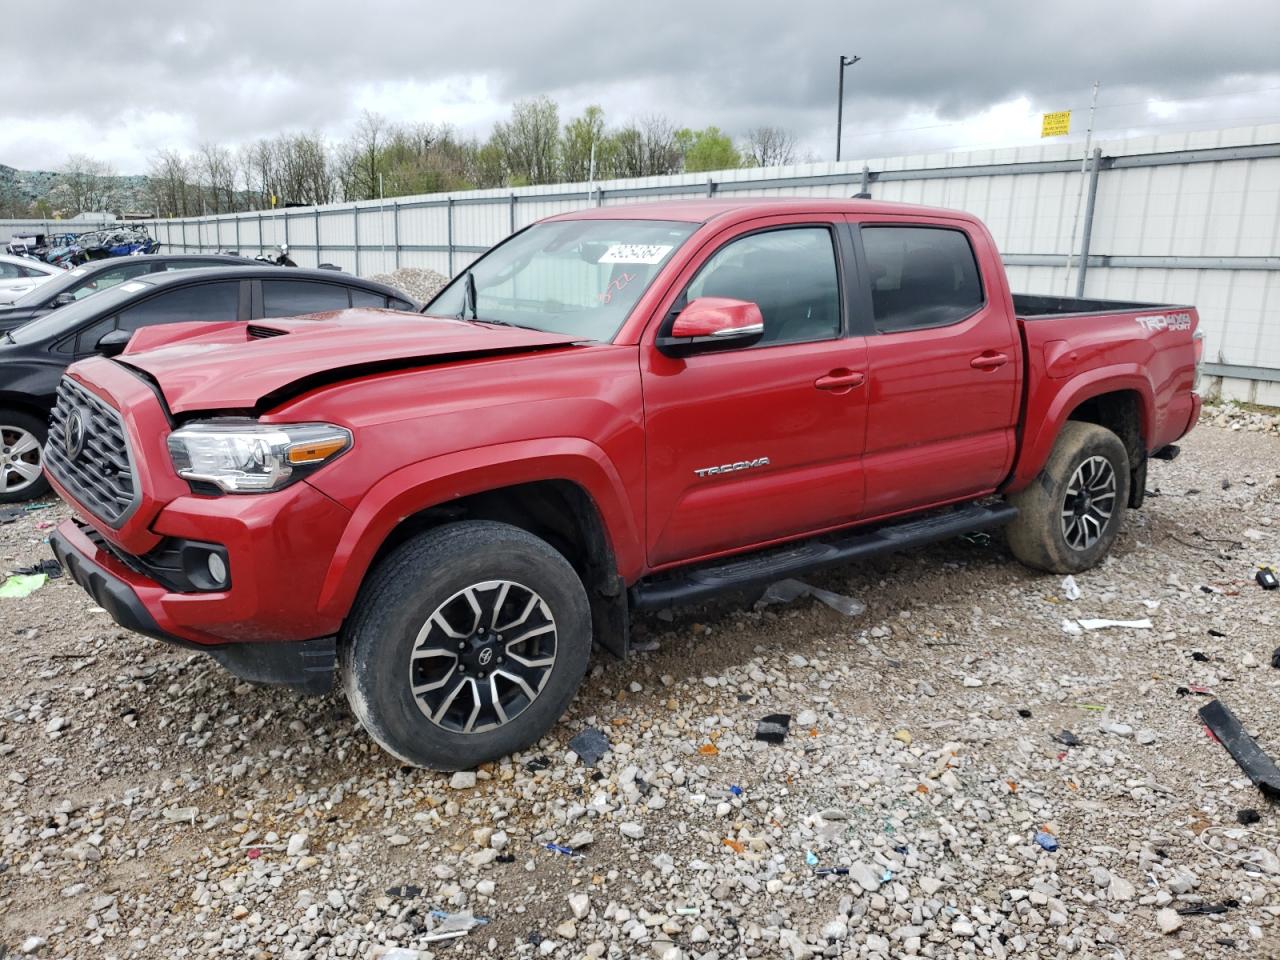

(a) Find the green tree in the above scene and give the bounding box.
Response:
[678,127,741,173]
[492,96,561,185]
[561,105,611,182]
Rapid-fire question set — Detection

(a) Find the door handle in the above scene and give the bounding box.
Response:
[814,370,865,391]
[970,352,1009,370]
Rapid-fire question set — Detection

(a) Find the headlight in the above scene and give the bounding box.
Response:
[167,420,352,493]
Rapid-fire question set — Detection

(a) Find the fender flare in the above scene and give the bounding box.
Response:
[314,437,642,620]
[1008,365,1155,491]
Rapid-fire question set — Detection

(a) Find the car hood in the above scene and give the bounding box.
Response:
[0,304,44,331]
[116,308,582,414]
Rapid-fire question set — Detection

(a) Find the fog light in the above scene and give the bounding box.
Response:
[207,552,228,587]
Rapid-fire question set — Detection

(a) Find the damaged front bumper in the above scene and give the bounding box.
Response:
[50,520,337,694]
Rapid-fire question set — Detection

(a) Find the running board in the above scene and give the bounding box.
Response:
[630,501,1018,611]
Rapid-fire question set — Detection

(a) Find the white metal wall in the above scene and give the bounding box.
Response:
[4,123,1278,401]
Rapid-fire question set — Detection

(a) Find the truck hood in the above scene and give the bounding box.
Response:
[117,308,581,414]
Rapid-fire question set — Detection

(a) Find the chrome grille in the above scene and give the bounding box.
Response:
[45,377,138,527]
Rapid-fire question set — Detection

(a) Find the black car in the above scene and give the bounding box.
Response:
[0,254,261,332]
[0,266,422,502]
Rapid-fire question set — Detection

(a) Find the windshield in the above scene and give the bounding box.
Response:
[8,260,153,308]
[427,219,696,340]
[8,279,155,344]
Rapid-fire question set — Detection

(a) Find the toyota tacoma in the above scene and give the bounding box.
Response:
[43,199,1202,769]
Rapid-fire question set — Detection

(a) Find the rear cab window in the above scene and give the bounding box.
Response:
[860,226,984,333]
[262,280,353,317]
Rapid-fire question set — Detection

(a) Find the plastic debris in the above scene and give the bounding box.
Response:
[568,727,611,766]
[15,558,61,579]
[960,531,992,546]
[1237,809,1261,825]
[1061,619,1083,635]
[1034,831,1059,852]
[0,508,22,524]
[422,910,487,942]
[0,574,47,599]
[161,806,198,824]
[1177,899,1239,917]
[814,866,850,876]
[805,850,818,866]
[385,884,422,898]
[1075,618,1153,631]
[1053,730,1081,747]
[1061,575,1081,601]
[544,843,583,858]
[1259,567,1279,590]
[1191,651,1211,662]
[728,784,743,797]
[1177,684,1215,697]
[1199,699,1280,798]
[758,578,865,617]
[755,713,791,744]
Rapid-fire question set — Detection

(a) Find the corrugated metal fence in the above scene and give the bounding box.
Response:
[5,124,1279,401]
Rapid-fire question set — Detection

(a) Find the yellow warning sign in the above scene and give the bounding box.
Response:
[1041,111,1071,138]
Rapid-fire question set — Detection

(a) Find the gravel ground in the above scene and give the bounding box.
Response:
[2,404,1279,960]
[370,268,449,304]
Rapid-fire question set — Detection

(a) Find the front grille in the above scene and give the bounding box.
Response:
[45,377,139,527]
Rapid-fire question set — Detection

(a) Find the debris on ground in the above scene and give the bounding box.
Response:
[1074,617,1154,630]
[1238,808,1261,824]
[421,910,487,942]
[755,713,791,744]
[0,573,46,598]
[1061,575,1081,601]
[1258,567,1279,590]
[1199,699,1280,797]
[1034,830,1059,851]
[568,726,610,766]
[1053,729,1082,747]
[368,267,449,303]
[14,558,62,579]
[758,578,865,616]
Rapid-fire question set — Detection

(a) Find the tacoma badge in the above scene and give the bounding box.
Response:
[694,457,770,478]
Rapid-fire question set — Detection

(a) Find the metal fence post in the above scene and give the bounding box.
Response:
[181,219,187,253]
[353,204,360,276]
[1074,148,1103,299]
[706,177,715,197]
[447,197,455,275]
[234,215,240,253]
[509,194,516,234]
[393,200,401,269]
[314,208,321,266]
[860,165,871,196]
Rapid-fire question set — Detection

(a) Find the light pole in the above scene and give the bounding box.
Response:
[836,54,861,162]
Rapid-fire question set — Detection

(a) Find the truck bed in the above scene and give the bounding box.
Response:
[1012,293,1181,319]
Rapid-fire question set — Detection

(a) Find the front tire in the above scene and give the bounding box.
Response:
[0,410,50,504]
[1006,421,1130,574]
[341,521,592,770]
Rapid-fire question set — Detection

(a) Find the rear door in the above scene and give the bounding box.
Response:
[848,216,1020,516]
[641,215,869,567]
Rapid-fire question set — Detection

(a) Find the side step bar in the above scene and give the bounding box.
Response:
[630,501,1018,611]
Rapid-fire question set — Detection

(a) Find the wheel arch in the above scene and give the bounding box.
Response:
[316,440,639,657]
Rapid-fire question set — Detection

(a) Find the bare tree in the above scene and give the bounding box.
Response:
[613,115,681,178]
[146,150,193,217]
[743,126,797,167]
[58,154,119,215]
[196,142,236,213]
[492,97,561,185]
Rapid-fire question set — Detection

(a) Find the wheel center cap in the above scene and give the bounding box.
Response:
[477,647,493,667]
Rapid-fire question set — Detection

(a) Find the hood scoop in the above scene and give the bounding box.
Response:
[247,324,289,340]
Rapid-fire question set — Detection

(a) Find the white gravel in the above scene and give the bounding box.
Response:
[369,267,449,304]
[1,401,1279,958]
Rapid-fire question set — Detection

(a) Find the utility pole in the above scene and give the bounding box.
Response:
[1063,80,1101,295]
[836,54,861,162]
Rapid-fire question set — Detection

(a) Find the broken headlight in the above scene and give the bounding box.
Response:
[167,420,351,493]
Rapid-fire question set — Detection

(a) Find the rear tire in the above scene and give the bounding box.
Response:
[341,521,592,770]
[1006,421,1130,574]
[0,410,49,504]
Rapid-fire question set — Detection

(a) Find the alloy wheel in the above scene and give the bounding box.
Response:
[0,425,42,495]
[409,579,557,734]
[1060,455,1116,550]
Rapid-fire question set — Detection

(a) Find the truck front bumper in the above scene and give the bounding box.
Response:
[48,478,352,693]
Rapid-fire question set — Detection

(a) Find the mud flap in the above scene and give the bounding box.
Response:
[1129,457,1147,509]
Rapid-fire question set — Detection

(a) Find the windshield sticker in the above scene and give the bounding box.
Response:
[597,243,673,265]
[119,281,148,293]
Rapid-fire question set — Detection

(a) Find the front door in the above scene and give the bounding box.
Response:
[641,218,869,567]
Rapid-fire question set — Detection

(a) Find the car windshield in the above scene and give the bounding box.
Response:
[426,219,697,340]
[8,280,155,344]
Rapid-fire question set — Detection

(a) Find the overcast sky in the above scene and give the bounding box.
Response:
[5,0,1280,174]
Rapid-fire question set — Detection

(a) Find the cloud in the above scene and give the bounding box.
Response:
[4,0,1279,172]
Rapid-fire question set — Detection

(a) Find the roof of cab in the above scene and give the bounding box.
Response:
[543,196,979,225]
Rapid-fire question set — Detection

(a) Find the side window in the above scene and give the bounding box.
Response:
[861,226,983,333]
[685,227,840,345]
[19,265,47,278]
[262,280,352,317]
[349,289,390,309]
[0,262,22,279]
[71,261,154,300]
[388,297,416,312]
[115,281,241,333]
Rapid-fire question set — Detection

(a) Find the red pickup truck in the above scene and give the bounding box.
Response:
[43,199,1202,769]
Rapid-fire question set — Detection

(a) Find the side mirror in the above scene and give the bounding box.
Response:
[96,329,133,357]
[656,297,765,357]
[53,291,76,307]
